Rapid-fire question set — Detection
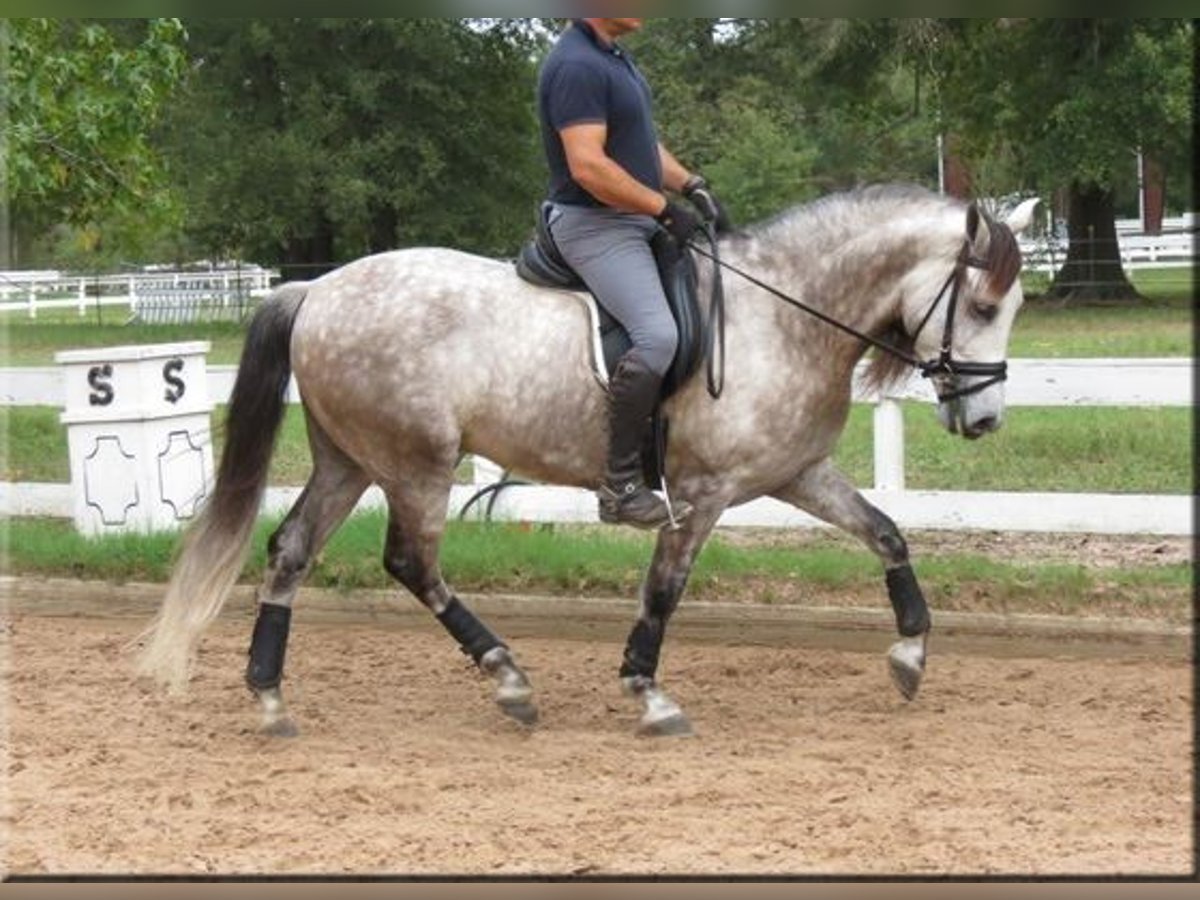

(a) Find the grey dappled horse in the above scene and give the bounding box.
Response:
[138,185,1037,737]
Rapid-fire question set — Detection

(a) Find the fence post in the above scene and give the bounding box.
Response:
[873,398,906,492]
[27,285,36,320]
[77,278,86,316]
[472,456,504,486]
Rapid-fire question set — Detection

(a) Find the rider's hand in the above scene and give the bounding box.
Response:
[655,198,703,247]
[683,175,733,234]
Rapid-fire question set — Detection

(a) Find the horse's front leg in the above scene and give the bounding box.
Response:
[620,502,724,737]
[773,459,931,701]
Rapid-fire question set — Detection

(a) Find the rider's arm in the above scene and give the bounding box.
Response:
[560,123,668,217]
[658,143,693,194]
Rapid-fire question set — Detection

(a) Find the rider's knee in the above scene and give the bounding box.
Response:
[638,324,678,376]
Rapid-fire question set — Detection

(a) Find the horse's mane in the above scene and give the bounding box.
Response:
[742,184,953,241]
[740,184,1022,395]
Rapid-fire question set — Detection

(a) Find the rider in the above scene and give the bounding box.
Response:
[538,16,729,530]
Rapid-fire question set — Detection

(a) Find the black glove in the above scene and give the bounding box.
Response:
[683,175,733,234]
[655,198,702,247]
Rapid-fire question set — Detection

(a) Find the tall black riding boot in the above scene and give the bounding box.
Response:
[598,354,692,530]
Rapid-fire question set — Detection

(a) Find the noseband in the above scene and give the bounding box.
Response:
[688,234,1009,405]
[907,241,1009,403]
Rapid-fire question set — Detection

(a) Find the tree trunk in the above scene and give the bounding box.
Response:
[942,133,973,200]
[1045,180,1142,302]
[1141,155,1165,236]
[281,213,337,278]
[368,205,399,255]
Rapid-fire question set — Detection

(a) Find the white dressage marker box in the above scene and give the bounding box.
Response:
[56,342,214,536]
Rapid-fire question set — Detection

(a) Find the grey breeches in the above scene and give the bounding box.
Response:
[548,204,679,377]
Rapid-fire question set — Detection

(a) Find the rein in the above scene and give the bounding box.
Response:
[687,235,1008,404]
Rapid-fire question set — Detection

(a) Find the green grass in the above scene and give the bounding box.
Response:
[0,405,70,482]
[1011,287,1193,358]
[1021,265,1194,302]
[1,516,1189,617]
[0,309,248,366]
[3,401,1188,494]
[834,403,1190,494]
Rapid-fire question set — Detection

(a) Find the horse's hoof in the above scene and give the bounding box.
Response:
[638,712,695,738]
[889,658,922,701]
[498,700,539,727]
[888,637,927,702]
[262,717,299,739]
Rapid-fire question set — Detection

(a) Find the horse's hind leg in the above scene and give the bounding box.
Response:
[619,502,724,737]
[247,417,370,736]
[380,473,537,726]
[773,459,931,701]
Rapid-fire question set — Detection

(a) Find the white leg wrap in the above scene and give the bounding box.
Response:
[641,685,684,726]
[889,634,927,672]
[482,647,535,705]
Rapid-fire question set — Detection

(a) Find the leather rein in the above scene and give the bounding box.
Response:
[686,233,1008,404]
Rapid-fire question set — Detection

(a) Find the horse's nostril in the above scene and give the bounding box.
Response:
[964,416,999,439]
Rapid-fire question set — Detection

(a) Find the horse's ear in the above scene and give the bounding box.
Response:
[966,201,991,257]
[1005,197,1041,236]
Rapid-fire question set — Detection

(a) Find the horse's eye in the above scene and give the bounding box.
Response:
[971,302,1000,323]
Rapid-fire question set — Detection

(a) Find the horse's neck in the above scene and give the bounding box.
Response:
[721,223,915,376]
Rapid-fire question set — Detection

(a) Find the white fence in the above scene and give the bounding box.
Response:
[0,267,277,321]
[1019,232,1194,275]
[1,358,1190,536]
[1115,213,1197,234]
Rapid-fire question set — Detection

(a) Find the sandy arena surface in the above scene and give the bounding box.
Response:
[2,610,1193,877]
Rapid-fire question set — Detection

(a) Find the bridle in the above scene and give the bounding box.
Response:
[687,230,1009,405]
[905,241,1009,403]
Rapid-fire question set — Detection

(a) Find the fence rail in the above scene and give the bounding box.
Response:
[1,358,1190,536]
[1018,233,1195,275]
[0,267,277,321]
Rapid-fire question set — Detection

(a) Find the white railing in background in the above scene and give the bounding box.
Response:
[1,358,1190,536]
[1114,213,1196,234]
[0,267,277,321]
[1019,232,1195,275]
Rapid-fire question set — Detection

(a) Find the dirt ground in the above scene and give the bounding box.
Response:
[725,527,1193,571]
[2,609,1192,877]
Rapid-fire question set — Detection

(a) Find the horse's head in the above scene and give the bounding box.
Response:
[896,197,1038,440]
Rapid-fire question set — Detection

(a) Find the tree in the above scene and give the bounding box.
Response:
[936,19,1193,301]
[161,19,545,268]
[748,18,944,193]
[625,18,943,225]
[626,19,820,223]
[3,18,187,266]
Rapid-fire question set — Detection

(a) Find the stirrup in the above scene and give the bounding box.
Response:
[598,482,672,530]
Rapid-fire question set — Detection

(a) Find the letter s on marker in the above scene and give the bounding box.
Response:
[88,364,114,407]
[163,358,186,404]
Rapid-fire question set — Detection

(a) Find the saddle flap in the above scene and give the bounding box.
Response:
[513,205,707,400]
[651,231,704,400]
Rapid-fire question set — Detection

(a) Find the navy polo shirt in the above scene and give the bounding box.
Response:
[538,19,662,207]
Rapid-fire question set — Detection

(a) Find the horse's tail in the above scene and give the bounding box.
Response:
[135,282,309,693]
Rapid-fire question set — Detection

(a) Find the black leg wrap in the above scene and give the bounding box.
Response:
[246,603,292,691]
[437,597,505,664]
[887,565,931,637]
[619,618,664,680]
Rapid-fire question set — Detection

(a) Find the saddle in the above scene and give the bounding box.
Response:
[516,202,707,401]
